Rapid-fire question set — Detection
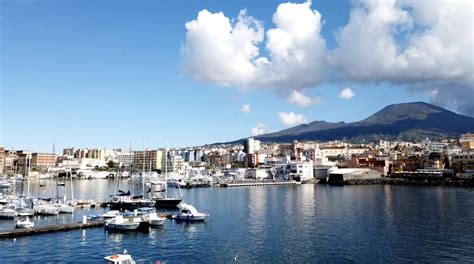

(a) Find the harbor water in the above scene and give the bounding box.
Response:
[1,179,474,262]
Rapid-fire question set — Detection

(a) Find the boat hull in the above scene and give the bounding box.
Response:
[153,198,182,209]
[175,214,207,221]
[104,222,140,231]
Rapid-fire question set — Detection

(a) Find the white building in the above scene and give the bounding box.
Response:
[245,138,261,154]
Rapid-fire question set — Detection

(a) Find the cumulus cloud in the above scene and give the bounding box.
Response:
[183,0,474,116]
[279,111,307,126]
[331,0,473,114]
[288,90,311,106]
[339,87,355,100]
[182,1,327,90]
[287,90,323,106]
[240,104,251,114]
[251,123,266,136]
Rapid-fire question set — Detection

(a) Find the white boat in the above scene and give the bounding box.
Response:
[16,216,34,229]
[36,204,59,215]
[102,210,121,219]
[53,203,74,213]
[0,207,17,219]
[104,250,136,264]
[148,212,166,226]
[104,215,140,231]
[16,207,36,216]
[175,203,208,222]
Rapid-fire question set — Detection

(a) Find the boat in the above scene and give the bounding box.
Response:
[53,203,74,213]
[174,203,208,222]
[35,204,59,215]
[0,207,17,219]
[104,250,136,264]
[102,210,121,219]
[16,216,34,229]
[148,212,166,226]
[150,180,182,209]
[16,207,36,216]
[104,215,140,231]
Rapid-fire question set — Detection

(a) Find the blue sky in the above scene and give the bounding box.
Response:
[1,0,470,152]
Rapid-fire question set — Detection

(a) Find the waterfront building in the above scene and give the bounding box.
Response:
[3,150,18,175]
[245,168,270,179]
[31,153,57,167]
[117,151,133,167]
[0,146,5,174]
[133,149,164,171]
[452,152,474,175]
[328,168,382,182]
[16,151,33,176]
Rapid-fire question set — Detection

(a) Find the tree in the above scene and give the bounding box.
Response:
[107,160,116,169]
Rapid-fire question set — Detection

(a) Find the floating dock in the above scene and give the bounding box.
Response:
[0,220,103,239]
[222,181,298,187]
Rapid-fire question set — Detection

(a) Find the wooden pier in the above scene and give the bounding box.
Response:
[222,180,298,188]
[0,220,103,239]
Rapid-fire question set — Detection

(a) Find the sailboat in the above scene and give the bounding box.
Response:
[151,146,182,209]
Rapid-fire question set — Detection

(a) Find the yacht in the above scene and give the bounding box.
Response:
[175,203,208,222]
[0,207,17,219]
[16,216,34,229]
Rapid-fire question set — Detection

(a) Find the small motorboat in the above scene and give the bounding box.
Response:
[104,249,136,264]
[175,203,209,222]
[104,215,140,231]
[102,210,120,219]
[16,208,36,217]
[16,216,34,229]
[0,207,17,219]
[148,212,166,226]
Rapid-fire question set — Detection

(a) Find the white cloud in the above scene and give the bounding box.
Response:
[288,90,311,106]
[182,1,327,90]
[287,90,323,106]
[339,87,355,100]
[332,0,473,114]
[183,0,474,116]
[241,104,251,114]
[279,111,307,126]
[251,123,266,136]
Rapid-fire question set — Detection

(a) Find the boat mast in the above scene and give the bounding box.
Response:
[165,140,168,199]
[142,137,145,197]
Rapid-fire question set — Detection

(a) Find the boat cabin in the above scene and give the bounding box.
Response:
[104,254,135,264]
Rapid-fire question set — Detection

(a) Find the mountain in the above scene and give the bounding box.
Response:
[253,102,474,143]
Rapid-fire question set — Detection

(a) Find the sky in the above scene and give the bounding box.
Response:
[1,0,472,152]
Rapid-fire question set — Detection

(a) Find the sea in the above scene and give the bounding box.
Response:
[1,179,474,263]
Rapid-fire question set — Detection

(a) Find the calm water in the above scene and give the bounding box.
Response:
[1,180,474,263]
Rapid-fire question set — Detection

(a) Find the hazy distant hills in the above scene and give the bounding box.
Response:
[252,102,474,143]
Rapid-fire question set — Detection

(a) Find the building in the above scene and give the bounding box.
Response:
[244,138,261,154]
[0,146,5,174]
[245,168,269,180]
[328,168,381,183]
[15,151,34,176]
[87,149,105,160]
[460,133,474,150]
[31,153,57,167]
[133,149,164,171]
[3,150,18,175]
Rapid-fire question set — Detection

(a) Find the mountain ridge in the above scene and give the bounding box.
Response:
[250,102,474,143]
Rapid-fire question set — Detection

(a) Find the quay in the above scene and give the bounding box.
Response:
[222,180,298,188]
[0,220,103,239]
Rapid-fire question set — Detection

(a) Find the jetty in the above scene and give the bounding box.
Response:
[222,180,298,188]
[0,220,103,239]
